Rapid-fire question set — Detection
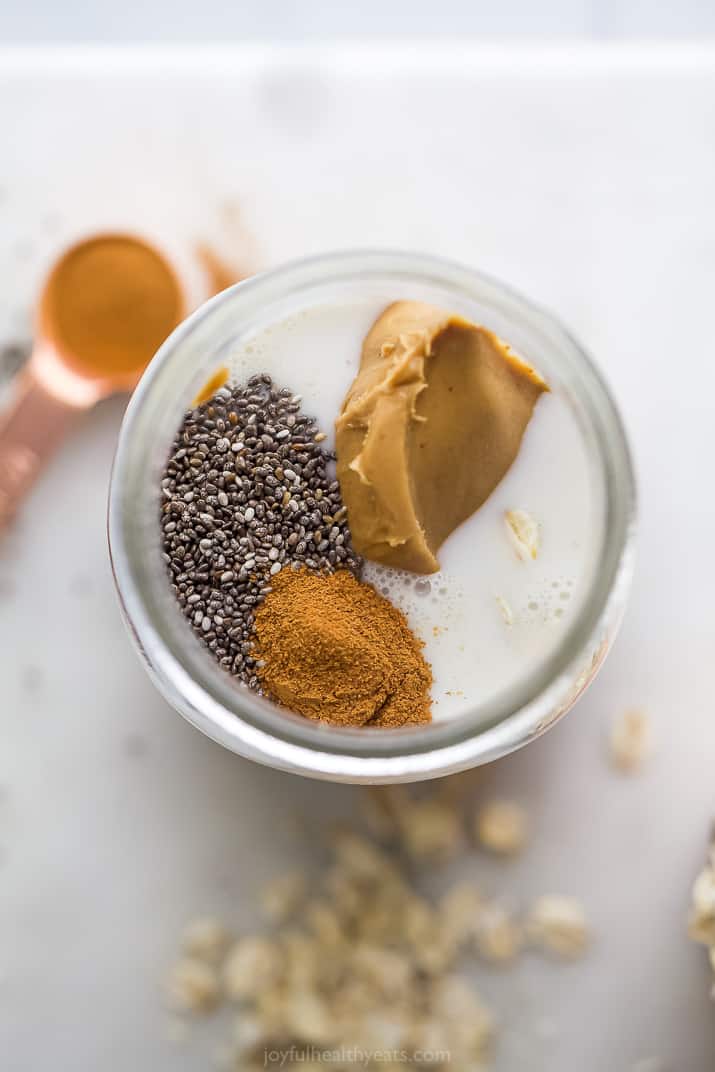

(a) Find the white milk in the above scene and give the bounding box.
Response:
[227,299,598,722]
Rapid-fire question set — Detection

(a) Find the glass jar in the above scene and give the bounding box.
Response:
[108,250,636,783]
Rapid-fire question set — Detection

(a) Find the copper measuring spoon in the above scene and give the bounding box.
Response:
[0,233,184,531]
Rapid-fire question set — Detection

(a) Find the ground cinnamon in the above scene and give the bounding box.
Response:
[252,568,432,727]
[195,242,243,295]
[41,234,183,380]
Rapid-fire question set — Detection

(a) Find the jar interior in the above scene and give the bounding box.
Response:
[111,253,629,761]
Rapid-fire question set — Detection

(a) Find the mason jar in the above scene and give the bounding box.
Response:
[108,250,636,783]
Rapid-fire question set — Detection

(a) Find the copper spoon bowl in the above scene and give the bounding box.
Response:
[0,233,184,531]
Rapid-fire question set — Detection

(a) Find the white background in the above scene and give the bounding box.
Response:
[1,0,715,42]
[1,43,715,1072]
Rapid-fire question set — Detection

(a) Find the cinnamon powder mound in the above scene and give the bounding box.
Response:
[42,234,183,381]
[253,568,432,727]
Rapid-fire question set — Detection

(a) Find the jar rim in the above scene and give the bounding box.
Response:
[108,248,636,782]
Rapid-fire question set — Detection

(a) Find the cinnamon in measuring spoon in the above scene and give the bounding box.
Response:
[41,234,183,382]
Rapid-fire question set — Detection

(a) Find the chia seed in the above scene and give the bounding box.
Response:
[160,374,361,688]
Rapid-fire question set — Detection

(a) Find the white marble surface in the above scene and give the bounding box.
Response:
[1,45,714,1071]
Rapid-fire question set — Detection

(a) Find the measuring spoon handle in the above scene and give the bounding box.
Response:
[0,367,82,532]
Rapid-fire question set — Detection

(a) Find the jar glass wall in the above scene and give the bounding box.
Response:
[108,250,636,783]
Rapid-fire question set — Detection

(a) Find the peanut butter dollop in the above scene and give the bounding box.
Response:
[335,301,548,574]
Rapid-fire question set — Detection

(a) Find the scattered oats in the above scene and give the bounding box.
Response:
[333,830,397,881]
[167,957,221,1013]
[526,895,590,958]
[410,905,454,977]
[475,902,523,964]
[504,508,540,560]
[358,1010,411,1049]
[352,944,412,999]
[417,941,461,983]
[305,899,344,948]
[688,857,715,949]
[162,786,599,1070]
[476,800,528,856]
[689,831,715,1001]
[281,989,335,1043]
[324,865,364,923]
[438,881,483,952]
[495,594,514,625]
[182,917,232,964]
[260,871,306,922]
[692,865,715,919]
[360,785,408,840]
[609,707,651,773]
[398,797,463,864]
[430,974,493,1056]
[223,936,281,1001]
[409,1017,451,1054]
[285,928,326,994]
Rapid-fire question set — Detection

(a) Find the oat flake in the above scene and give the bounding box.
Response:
[504,508,540,560]
[526,895,590,958]
[476,800,529,856]
[609,708,651,773]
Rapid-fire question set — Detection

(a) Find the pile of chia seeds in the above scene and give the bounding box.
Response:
[160,374,361,687]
